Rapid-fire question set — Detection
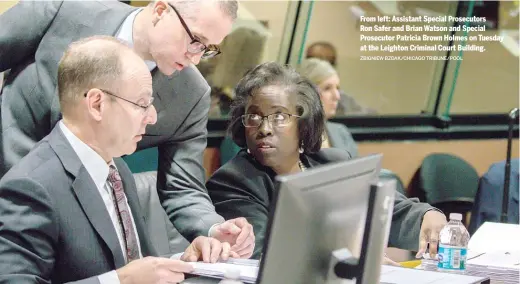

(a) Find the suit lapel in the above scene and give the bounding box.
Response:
[72,169,126,268]
[49,126,126,268]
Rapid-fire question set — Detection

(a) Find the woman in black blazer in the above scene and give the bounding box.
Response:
[207,62,446,260]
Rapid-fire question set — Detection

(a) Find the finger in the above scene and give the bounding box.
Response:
[234,242,255,259]
[221,242,231,261]
[180,245,200,263]
[187,254,198,262]
[416,232,428,258]
[428,233,439,256]
[233,217,249,228]
[162,271,186,284]
[232,223,254,251]
[201,238,211,263]
[219,221,241,235]
[229,250,241,258]
[161,259,194,273]
[231,224,252,251]
[210,238,222,263]
[383,256,401,267]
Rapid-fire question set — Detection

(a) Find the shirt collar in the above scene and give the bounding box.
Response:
[116,8,157,71]
[59,121,112,190]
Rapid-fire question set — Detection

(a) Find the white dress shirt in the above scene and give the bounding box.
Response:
[59,121,142,284]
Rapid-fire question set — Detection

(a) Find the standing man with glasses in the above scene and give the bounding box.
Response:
[0,0,255,258]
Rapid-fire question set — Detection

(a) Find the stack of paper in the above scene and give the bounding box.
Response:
[171,254,259,283]
[468,222,520,253]
[466,251,520,284]
[467,222,520,284]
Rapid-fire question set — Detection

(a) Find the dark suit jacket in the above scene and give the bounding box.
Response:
[0,0,223,241]
[0,126,157,283]
[207,149,434,258]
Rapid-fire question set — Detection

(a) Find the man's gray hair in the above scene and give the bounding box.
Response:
[57,36,132,113]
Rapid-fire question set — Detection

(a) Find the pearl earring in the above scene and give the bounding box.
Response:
[247,148,251,154]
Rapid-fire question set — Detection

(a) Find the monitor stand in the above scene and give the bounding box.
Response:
[328,183,379,284]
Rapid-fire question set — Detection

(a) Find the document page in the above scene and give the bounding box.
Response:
[171,254,259,283]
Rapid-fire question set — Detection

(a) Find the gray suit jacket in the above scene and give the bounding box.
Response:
[0,126,157,283]
[0,0,224,241]
[207,149,434,258]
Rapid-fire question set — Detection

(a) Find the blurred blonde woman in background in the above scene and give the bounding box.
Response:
[297,58,358,157]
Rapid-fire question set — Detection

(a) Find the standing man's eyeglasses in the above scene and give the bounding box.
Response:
[167,3,221,59]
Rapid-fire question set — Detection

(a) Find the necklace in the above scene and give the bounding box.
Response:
[298,160,306,172]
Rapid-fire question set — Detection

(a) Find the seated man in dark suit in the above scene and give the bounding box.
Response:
[206,62,447,260]
[0,36,235,284]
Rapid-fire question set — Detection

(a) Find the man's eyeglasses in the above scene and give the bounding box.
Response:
[167,3,221,59]
[84,89,154,113]
[241,113,301,128]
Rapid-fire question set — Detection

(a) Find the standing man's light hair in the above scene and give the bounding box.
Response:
[151,0,238,20]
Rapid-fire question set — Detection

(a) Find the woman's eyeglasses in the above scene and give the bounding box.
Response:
[241,113,301,128]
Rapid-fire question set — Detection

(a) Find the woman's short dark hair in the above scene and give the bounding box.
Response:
[228,61,325,154]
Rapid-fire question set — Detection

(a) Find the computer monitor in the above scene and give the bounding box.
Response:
[256,154,396,284]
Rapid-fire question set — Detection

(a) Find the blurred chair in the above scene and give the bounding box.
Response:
[122,147,158,173]
[220,135,241,166]
[468,159,519,235]
[409,153,479,226]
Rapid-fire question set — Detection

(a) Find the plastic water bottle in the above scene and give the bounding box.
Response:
[218,268,244,284]
[437,213,470,274]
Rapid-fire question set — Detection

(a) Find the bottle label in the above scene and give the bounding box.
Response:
[437,245,467,270]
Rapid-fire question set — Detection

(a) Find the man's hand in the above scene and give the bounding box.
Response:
[210,217,255,259]
[116,256,193,284]
[416,210,448,258]
[181,236,239,263]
